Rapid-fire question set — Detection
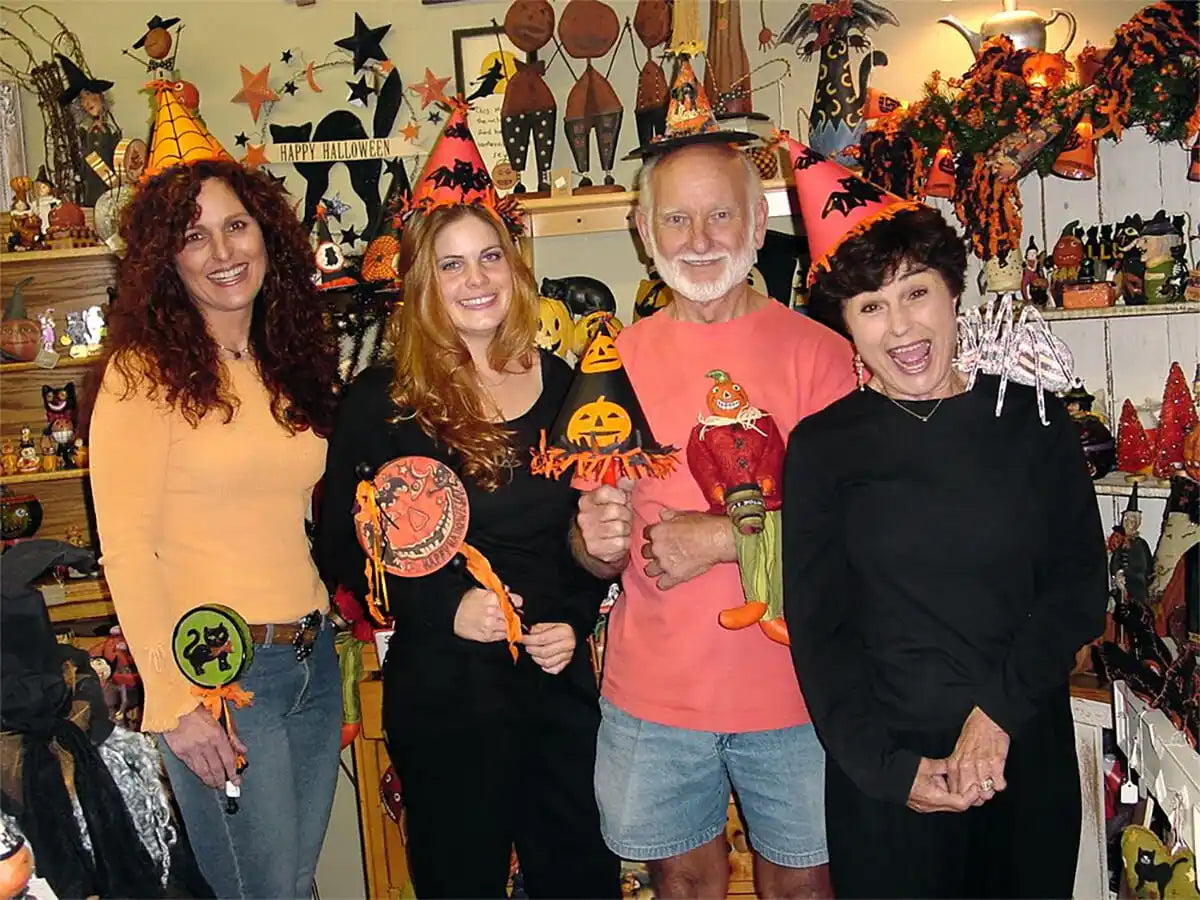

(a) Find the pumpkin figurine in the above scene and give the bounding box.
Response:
[686,370,789,645]
[1184,423,1200,482]
[502,0,558,195]
[558,0,625,191]
[535,296,572,358]
[532,315,678,485]
[0,277,40,362]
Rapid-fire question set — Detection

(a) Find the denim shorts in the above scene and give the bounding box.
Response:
[594,697,828,868]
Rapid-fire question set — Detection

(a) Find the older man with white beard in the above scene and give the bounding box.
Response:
[571,141,857,899]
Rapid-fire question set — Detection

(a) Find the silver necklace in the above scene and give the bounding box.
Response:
[886,395,944,423]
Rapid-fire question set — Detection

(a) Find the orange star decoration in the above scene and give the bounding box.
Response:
[231,64,280,123]
[410,68,450,110]
[400,120,421,142]
[241,144,268,169]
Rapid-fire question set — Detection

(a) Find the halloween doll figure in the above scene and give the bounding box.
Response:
[558,0,625,191]
[687,370,789,644]
[56,55,121,207]
[632,0,671,149]
[704,0,752,117]
[502,0,557,195]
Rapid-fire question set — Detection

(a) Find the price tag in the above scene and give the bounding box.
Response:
[1120,779,1138,805]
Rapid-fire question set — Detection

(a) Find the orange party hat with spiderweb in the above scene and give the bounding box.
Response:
[143,79,234,180]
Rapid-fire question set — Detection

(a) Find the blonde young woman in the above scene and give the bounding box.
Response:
[316,109,618,900]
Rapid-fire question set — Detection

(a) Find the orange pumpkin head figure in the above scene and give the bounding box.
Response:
[536,296,571,356]
[565,395,632,449]
[705,370,750,418]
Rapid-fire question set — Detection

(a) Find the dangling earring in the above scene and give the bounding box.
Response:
[853,352,864,391]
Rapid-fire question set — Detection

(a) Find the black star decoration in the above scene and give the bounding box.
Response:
[234,132,250,148]
[346,75,374,106]
[340,225,362,246]
[281,49,293,63]
[265,170,287,190]
[283,80,298,96]
[427,109,443,124]
[334,13,391,73]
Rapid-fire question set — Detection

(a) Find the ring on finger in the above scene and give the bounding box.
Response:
[980,776,995,792]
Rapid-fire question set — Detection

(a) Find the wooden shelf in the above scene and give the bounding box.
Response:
[1093,472,1171,499]
[522,178,794,239]
[1,355,101,373]
[1042,302,1199,320]
[0,245,114,263]
[41,577,114,623]
[0,467,88,486]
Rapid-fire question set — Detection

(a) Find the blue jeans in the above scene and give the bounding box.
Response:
[160,626,342,899]
[594,697,828,868]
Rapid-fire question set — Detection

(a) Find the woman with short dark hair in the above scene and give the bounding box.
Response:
[779,137,1107,898]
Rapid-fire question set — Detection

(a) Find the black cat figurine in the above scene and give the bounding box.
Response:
[540,275,616,318]
[1133,847,1188,897]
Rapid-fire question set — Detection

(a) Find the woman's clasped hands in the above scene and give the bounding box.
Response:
[453,587,575,675]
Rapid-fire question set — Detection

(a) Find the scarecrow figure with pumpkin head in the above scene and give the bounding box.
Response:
[686,370,789,645]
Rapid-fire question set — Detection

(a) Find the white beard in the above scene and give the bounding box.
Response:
[649,220,757,305]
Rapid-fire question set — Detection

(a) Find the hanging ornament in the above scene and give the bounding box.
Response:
[230,65,280,123]
[757,0,775,49]
[924,139,956,199]
[1051,113,1096,181]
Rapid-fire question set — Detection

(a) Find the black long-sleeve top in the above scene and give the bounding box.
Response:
[316,351,608,732]
[782,376,1107,805]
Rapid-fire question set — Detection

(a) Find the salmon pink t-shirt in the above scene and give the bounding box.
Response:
[604,300,855,732]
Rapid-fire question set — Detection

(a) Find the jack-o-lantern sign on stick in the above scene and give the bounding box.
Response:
[532,314,678,486]
[354,456,521,661]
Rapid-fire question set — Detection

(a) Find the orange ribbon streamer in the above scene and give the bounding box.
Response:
[355,480,392,626]
[192,682,255,769]
[460,543,521,662]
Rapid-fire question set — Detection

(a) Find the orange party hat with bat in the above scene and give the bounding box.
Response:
[776,131,918,286]
[406,97,522,235]
[143,79,234,179]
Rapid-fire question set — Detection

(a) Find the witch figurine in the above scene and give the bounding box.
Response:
[56,55,121,206]
[632,0,672,149]
[1108,484,1153,608]
[558,0,625,191]
[502,0,558,195]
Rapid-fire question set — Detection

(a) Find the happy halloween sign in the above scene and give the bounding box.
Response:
[266,137,413,164]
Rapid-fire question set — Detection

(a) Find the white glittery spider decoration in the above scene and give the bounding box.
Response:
[954,293,1078,426]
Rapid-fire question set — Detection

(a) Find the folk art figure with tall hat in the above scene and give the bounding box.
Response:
[625,56,756,159]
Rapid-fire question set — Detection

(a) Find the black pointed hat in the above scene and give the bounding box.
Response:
[133,15,181,49]
[56,55,113,106]
[532,317,678,483]
[1124,482,1140,514]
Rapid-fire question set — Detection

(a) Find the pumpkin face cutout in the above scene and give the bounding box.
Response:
[1185,423,1200,481]
[580,332,621,373]
[566,396,632,449]
[706,374,749,418]
[536,296,571,356]
[571,310,623,357]
[354,456,469,577]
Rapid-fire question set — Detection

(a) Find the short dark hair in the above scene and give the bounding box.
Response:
[806,206,967,338]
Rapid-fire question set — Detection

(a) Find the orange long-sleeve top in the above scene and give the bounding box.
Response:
[89,354,329,733]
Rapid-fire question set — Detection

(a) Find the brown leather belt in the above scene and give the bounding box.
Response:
[248,622,310,644]
[246,611,325,659]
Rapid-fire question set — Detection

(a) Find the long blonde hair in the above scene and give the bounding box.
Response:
[387,205,539,491]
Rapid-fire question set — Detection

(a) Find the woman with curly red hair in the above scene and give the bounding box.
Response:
[89,156,342,899]
[317,107,618,898]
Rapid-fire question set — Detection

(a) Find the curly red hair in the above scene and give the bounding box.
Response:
[105,159,337,434]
